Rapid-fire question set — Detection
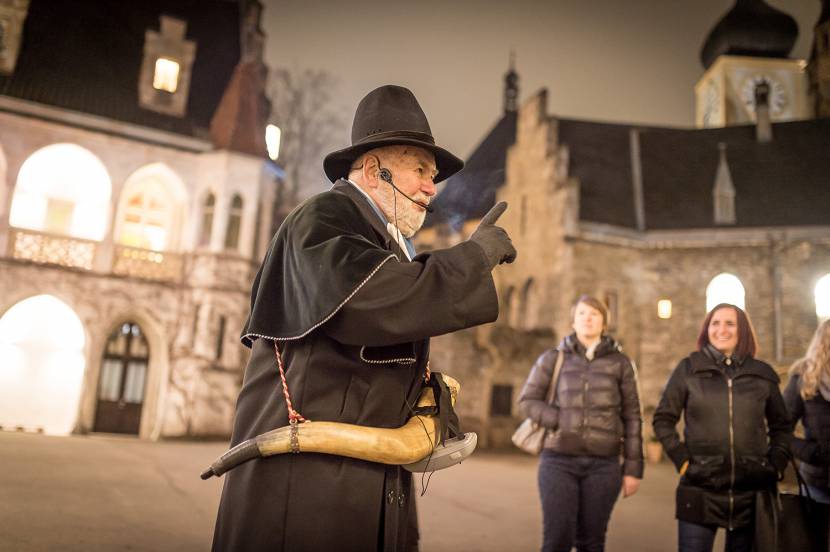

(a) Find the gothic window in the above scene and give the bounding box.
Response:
[215,315,226,361]
[816,274,830,320]
[199,193,215,246]
[520,278,537,330]
[490,384,513,417]
[706,273,746,312]
[224,194,243,249]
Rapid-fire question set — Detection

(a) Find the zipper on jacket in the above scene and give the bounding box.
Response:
[727,377,735,531]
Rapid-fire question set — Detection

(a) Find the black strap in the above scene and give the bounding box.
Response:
[426,372,461,445]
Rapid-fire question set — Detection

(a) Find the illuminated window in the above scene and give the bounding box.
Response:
[9,143,111,240]
[153,58,180,93]
[117,178,172,251]
[199,193,215,246]
[657,299,672,319]
[266,125,281,160]
[224,194,243,249]
[706,273,746,312]
[816,274,830,320]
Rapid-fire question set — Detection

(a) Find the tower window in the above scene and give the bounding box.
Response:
[153,58,180,93]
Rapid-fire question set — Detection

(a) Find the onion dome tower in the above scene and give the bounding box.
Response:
[694,0,811,128]
[700,0,798,70]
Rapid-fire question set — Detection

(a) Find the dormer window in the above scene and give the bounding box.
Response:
[138,15,196,117]
[153,57,180,93]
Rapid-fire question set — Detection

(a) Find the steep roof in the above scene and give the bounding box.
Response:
[424,111,516,229]
[425,107,830,231]
[0,0,242,138]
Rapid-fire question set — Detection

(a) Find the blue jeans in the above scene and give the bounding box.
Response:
[677,520,753,552]
[538,451,622,552]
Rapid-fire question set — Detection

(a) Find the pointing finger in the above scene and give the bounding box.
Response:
[480,201,508,226]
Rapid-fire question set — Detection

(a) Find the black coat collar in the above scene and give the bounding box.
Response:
[688,350,779,383]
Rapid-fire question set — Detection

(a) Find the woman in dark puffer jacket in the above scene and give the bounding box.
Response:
[653,303,791,552]
[519,295,644,552]
[783,318,830,550]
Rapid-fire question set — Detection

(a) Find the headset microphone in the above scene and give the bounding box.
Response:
[378,168,434,213]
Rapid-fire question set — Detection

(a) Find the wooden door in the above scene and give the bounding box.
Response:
[93,323,149,434]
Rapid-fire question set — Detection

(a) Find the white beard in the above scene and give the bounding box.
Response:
[376,186,427,238]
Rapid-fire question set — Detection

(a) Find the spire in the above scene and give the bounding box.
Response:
[503,51,519,114]
[700,0,798,70]
[713,143,736,225]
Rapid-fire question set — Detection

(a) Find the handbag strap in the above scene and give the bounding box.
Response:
[544,350,565,406]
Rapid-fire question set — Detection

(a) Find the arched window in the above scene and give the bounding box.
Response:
[115,164,185,251]
[0,295,86,435]
[224,194,243,249]
[94,322,149,435]
[199,193,215,246]
[9,143,111,240]
[706,273,746,312]
[520,278,537,329]
[502,286,515,326]
[816,274,830,320]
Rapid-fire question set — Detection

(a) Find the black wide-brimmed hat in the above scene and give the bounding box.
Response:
[323,85,464,183]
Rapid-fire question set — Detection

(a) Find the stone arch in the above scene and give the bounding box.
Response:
[0,294,88,435]
[9,143,112,240]
[80,307,170,439]
[113,163,188,251]
[706,272,746,312]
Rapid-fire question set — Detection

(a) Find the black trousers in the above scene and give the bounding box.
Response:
[538,451,622,552]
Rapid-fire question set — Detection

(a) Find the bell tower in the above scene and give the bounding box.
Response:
[694,0,812,128]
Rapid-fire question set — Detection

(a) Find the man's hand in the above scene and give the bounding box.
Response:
[622,475,641,498]
[469,201,517,269]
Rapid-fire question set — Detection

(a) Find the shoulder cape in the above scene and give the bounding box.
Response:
[241,186,396,347]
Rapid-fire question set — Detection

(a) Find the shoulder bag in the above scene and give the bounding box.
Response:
[511,350,564,455]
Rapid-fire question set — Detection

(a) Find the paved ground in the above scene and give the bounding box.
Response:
[0,432,716,551]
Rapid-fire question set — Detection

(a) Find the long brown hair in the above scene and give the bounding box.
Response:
[794,319,830,400]
[696,303,758,358]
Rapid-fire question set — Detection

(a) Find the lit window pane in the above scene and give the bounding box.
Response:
[153,58,180,93]
[99,360,123,402]
[657,300,672,319]
[706,273,746,312]
[816,274,830,319]
[123,362,146,404]
[266,125,281,160]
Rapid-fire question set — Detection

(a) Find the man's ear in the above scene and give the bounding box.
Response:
[362,154,380,189]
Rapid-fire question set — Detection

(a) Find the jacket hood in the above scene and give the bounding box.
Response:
[560,333,622,358]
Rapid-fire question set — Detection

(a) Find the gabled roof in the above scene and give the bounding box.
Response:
[424,104,830,231]
[0,0,241,138]
[424,111,516,229]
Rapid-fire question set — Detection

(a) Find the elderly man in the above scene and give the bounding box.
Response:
[211,85,516,551]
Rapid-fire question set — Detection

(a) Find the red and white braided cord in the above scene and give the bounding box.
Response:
[273,342,306,423]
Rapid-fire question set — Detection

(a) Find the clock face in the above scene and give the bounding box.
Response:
[702,82,721,127]
[740,74,788,117]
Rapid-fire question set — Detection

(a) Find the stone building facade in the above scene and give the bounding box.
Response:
[418,2,830,448]
[0,1,277,439]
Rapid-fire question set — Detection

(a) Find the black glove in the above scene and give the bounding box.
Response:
[469,201,517,269]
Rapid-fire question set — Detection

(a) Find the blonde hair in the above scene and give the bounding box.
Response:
[796,319,830,400]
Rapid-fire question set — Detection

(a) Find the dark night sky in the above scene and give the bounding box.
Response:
[262,0,820,161]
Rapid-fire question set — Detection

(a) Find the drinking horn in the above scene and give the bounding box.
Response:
[201,374,465,479]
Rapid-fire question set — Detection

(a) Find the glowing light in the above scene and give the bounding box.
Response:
[153,58,180,93]
[706,273,746,312]
[9,143,111,240]
[0,295,86,435]
[266,124,281,160]
[816,274,830,320]
[657,300,672,319]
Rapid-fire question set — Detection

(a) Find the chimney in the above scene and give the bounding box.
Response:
[754,80,773,143]
[713,142,736,225]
